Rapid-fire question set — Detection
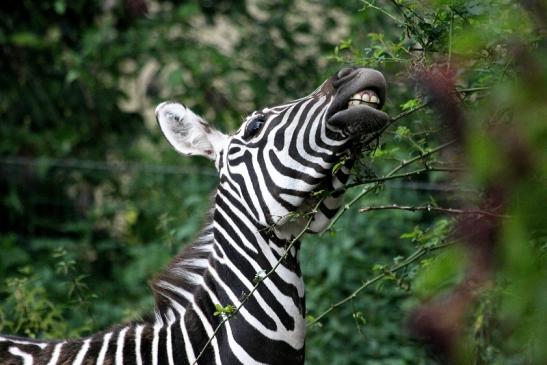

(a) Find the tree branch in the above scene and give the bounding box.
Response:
[359,204,508,218]
[348,167,462,188]
[307,242,453,328]
[359,102,430,148]
[321,140,456,235]
[359,85,488,150]
[361,0,405,25]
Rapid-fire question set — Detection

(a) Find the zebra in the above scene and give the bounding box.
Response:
[0,67,388,365]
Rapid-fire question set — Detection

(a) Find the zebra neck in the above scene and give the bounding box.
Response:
[149,198,307,361]
[151,198,304,315]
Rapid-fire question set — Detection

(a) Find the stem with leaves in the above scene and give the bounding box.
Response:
[361,0,405,25]
[347,166,462,188]
[359,204,508,218]
[307,241,454,327]
[321,140,455,234]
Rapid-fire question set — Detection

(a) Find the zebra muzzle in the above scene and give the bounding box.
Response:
[328,103,390,134]
[327,67,390,135]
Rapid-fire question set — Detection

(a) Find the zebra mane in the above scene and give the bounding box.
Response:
[150,208,215,315]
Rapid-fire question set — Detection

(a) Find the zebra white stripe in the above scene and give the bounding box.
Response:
[96,333,112,365]
[72,338,90,365]
[8,347,33,365]
[46,343,63,365]
[134,325,144,365]
[116,327,128,365]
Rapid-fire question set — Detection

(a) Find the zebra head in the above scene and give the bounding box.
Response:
[156,67,388,236]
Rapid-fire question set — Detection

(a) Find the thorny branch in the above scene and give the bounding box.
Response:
[307,241,454,328]
[361,0,405,25]
[360,85,488,150]
[321,140,456,234]
[359,204,508,218]
[360,102,429,148]
[346,166,462,188]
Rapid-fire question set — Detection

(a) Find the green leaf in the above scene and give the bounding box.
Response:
[400,99,419,111]
[10,32,41,48]
[53,0,66,15]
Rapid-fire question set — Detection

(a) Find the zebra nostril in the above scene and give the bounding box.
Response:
[337,68,354,79]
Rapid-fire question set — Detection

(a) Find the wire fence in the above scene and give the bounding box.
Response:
[0,156,471,192]
[0,156,218,176]
[1,156,219,233]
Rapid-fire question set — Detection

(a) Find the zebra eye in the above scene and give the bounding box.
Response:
[243,116,265,139]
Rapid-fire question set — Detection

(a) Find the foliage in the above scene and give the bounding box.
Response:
[1,0,545,364]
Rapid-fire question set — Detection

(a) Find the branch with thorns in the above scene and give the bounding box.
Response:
[359,204,508,218]
[307,241,455,328]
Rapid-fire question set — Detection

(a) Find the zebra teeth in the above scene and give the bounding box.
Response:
[347,89,380,109]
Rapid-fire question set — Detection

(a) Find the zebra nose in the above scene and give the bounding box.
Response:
[337,67,354,79]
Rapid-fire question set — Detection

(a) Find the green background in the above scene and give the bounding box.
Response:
[1,1,545,364]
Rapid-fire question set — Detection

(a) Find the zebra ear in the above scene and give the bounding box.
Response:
[155,102,228,161]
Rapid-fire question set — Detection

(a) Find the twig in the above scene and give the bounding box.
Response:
[358,102,430,149]
[457,87,491,93]
[447,8,454,71]
[360,87,487,151]
[360,0,405,25]
[359,204,508,218]
[348,167,462,188]
[362,87,487,151]
[307,242,453,327]
[389,0,426,23]
[321,141,456,234]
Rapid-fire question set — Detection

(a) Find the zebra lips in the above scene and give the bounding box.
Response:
[327,104,390,134]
